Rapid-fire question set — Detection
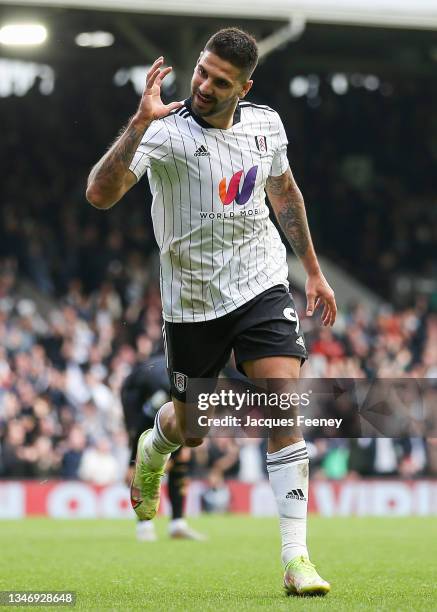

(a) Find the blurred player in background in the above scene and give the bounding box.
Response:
[87,28,336,595]
[121,354,205,541]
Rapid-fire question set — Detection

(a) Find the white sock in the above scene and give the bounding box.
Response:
[143,407,181,470]
[137,520,155,533]
[266,440,309,566]
[168,518,187,534]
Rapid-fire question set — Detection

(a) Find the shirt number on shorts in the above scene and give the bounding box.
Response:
[283,307,300,334]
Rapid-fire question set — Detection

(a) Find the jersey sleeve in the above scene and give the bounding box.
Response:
[269,113,289,177]
[129,120,169,181]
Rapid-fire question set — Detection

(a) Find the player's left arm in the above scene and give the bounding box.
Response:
[266,166,337,326]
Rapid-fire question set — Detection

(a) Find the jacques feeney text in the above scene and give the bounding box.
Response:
[197,415,343,429]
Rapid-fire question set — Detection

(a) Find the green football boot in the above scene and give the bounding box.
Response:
[130,430,165,521]
[284,556,331,596]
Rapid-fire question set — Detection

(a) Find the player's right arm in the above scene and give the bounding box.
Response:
[86,57,182,210]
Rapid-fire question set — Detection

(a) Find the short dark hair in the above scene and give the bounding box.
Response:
[204,28,258,80]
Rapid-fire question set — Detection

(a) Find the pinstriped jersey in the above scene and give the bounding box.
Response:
[129,97,290,323]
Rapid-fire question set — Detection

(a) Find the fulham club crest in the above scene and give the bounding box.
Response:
[255,135,267,154]
[173,371,188,393]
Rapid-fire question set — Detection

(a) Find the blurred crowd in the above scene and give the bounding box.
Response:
[1,254,436,484]
[260,74,437,302]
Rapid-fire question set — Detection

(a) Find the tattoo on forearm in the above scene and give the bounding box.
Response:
[88,122,145,189]
[265,174,284,197]
[267,173,311,258]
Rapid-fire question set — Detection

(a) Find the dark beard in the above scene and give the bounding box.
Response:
[192,92,217,116]
[191,91,238,118]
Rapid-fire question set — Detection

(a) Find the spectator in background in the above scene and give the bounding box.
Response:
[78,438,119,486]
[27,436,60,479]
[1,420,32,478]
[347,438,425,478]
[61,425,86,480]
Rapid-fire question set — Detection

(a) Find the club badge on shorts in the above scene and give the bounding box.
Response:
[173,371,188,393]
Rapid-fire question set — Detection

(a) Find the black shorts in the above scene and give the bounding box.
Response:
[163,285,308,402]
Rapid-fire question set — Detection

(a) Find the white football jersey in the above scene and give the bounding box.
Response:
[129,98,290,323]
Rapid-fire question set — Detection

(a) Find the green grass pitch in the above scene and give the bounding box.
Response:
[0,516,436,611]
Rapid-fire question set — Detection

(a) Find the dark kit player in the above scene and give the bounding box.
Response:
[87,28,336,595]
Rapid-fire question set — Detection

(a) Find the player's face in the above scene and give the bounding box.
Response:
[191,51,252,119]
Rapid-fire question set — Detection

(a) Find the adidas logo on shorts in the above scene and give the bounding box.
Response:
[194,145,210,157]
[296,336,306,348]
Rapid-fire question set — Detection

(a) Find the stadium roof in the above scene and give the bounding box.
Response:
[5,0,437,30]
[2,1,437,80]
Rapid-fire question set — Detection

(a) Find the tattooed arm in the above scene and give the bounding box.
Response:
[266,167,337,326]
[266,167,319,271]
[86,56,182,209]
[86,119,148,209]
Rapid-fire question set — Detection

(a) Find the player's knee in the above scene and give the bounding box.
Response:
[183,437,204,448]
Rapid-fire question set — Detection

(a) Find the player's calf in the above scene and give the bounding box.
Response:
[172,397,212,446]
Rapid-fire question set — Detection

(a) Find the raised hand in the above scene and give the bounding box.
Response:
[134,57,183,125]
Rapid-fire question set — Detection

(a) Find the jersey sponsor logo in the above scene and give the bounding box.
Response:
[219,165,258,206]
[199,207,261,220]
[255,135,267,154]
[194,145,210,157]
[173,371,188,393]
